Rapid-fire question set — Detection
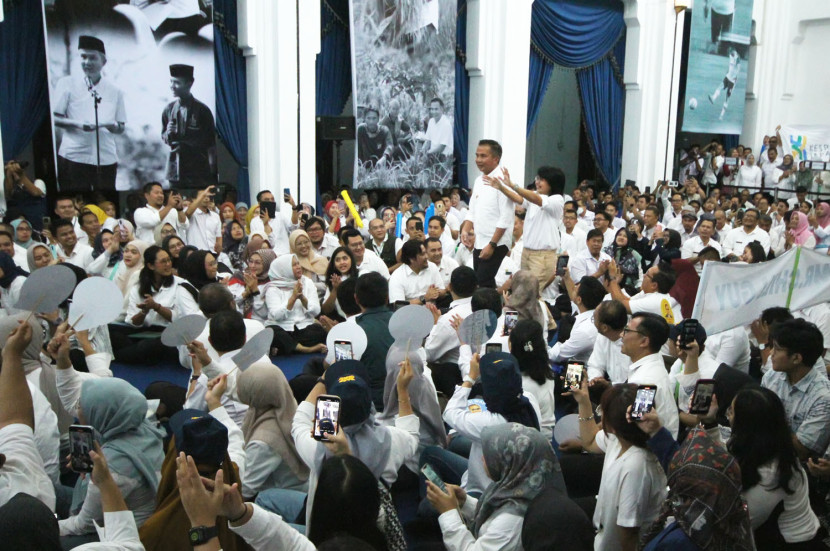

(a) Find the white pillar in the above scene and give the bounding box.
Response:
[620,0,686,189]
[239,0,319,207]
[466,0,534,187]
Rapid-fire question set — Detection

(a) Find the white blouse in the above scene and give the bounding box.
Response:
[263,276,320,331]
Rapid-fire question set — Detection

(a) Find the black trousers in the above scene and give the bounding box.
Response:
[428,361,461,398]
[710,10,733,43]
[472,244,509,288]
[57,155,117,193]
[109,324,178,365]
[270,324,326,355]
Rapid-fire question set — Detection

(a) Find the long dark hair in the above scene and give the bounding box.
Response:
[308,455,387,550]
[728,388,801,494]
[743,241,766,264]
[509,320,553,386]
[325,246,358,289]
[138,246,174,297]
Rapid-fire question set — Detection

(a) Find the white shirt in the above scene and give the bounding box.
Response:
[425,297,473,364]
[629,291,681,324]
[569,248,612,283]
[744,461,819,542]
[424,115,454,155]
[73,510,146,551]
[522,375,557,440]
[522,194,564,250]
[593,431,667,551]
[58,242,96,270]
[466,166,515,249]
[11,242,28,270]
[356,249,390,279]
[311,232,340,259]
[668,355,720,412]
[29,381,61,486]
[178,317,265,371]
[548,309,597,363]
[601,227,616,249]
[438,496,524,551]
[230,504,316,551]
[186,208,223,252]
[681,236,722,261]
[0,423,56,511]
[700,326,751,373]
[133,204,188,244]
[124,275,198,327]
[250,211,296,256]
[433,255,459,287]
[721,225,771,256]
[263,276,320,331]
[627,352,680,438]
[736,164,762,188]
[453,243,475,268]
[53,75,126,165]
[560,227,587,256]
[587,333,630,384]
[388,262,445,302]
[0,275,26,314]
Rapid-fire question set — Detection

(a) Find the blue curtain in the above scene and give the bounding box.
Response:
[454,0,469,188]
[722,134,739,151]
[317,0,351,117]
[214,0,250,203]
[0,0,49,162]
[527,0,626,190]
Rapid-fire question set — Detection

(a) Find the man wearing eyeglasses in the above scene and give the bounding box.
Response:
[620,313,679,438]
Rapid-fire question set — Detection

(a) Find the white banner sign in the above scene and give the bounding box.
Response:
[779,125,830,163]
[692,247,830,334]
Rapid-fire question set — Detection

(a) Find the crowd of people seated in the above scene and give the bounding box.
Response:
[2,133,830,550]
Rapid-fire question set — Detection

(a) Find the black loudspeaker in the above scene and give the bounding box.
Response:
[317,116,356,141]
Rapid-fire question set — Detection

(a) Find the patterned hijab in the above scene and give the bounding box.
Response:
[474,423,566,537]
[237,362,309,481]
[643,427,754,551]
[506,271,544,327]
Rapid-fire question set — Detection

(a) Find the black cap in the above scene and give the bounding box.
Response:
[169,409,228,466]
[324,360,372,427]
[78,35,105,54]
[170,64,194,80]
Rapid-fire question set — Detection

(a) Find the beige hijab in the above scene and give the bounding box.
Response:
[289,229,328,277]
[115,240,150,296]
[237,362,309,481]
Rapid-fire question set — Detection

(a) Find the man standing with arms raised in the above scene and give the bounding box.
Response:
[460,140,513,287]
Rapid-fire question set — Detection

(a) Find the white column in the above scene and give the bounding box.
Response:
[620,0,686,189]
[465,0,534,187]
[239,0,319,207]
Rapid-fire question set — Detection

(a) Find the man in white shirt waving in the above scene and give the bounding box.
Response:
[133,182,189,243]
[186,190,222,253]
[461,140,514,288]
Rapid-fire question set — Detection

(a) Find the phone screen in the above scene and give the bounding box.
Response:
[556,255,569,277]
[668,180,679,188]
[394,300,409,311]
[337,199,346,213]
[283,188,291,201]
[631,386,656,419]
[313,396,341,441]
[485,343,502,355]
[334,340,354,362]
[681,319,699,349]
[503,310,518,336]
[689,380,715,414]
[565,361,584,391]
[69,425,95,473]
[421,463,447,492]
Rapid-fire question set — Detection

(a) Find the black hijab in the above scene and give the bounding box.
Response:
[0,493,61,551]
[92,229,122,267]
[0,251,27,289]
[480,352,539,430]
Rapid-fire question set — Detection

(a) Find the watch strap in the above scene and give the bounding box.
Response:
[188,525,218,546]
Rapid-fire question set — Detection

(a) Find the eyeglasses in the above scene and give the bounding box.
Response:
[622,326,646,337]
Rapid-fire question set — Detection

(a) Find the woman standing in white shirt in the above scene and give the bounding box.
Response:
[509,319,556,440]
[572,380,667,551]
[426,423,566,551]
[265,254,326,355]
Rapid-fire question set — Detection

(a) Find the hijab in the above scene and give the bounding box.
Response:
[26,242,54,272]
[0,251,27,289]
[116,240,150,296]
[220,201,240,224]
[290,229,328,277]
[0,493,61,551]
[521,488,594,551]
[604,228,641,287]
[789,211,815,246]
[506,271,544,327]
[83,203,108,225]
[268,253,299,289]
[180,250,219,291]
[74,378,164,510]
[379,344,447,449]
[0,312,43,364]
[480,352,539,430]
[643,428,754,551]
[92,229,122,268]
[245,203,260,234]
[10,219,34,248]
[237,362,309,481]
[222,220,248,270]
[474,423,565,537]
[818,202,830,229]
[325,200,342,233]
[242,234,267,264]
[153,223,175,247]
[250,248,276,284]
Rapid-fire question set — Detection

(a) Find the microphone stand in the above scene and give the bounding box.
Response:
[87,77,102,191]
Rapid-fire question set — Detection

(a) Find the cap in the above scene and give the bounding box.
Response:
[681,205,697,220]
[670,319,707,349]
[170,64,194,80]
[169,409,228,466]
[324,360,372,427]
[78,35,105,54]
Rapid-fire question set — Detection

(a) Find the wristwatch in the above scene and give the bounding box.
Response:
[188,525,218,546]
[419,295,426,305]
[489,241,498,248]
[758,343,767,351]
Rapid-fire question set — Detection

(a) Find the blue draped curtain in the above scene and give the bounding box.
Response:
[317,0,351,117]
[214,0,249,203]
[454,0,469,188]
[0,0,50,162]
[527,0,626,190]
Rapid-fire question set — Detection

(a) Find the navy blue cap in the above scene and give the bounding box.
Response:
[169,409,228,466]
[670,319,707,349]
[324,360,371,427]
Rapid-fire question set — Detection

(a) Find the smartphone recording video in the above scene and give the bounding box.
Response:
[421,463,447,492]
[631,385,656,420]
[556,255,569,277]
[503,310,519,336]
[689,379,715,415]
[334,340,354,362]
[485,343,502,355]
[69,425,95,473]
[313,395,341,441]
[565,361,584,392]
